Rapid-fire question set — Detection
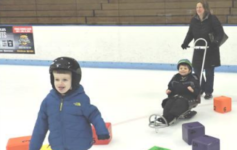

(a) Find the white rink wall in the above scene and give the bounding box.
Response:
[0,25,236,71]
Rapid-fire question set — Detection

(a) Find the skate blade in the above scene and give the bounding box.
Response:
[149,122,168,128]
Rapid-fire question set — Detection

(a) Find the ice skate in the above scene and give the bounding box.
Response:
[148,114,168,129]
[183,111,197,119]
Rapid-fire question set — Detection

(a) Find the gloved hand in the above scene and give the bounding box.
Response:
[97,134,110,140]
[181,43,190,50]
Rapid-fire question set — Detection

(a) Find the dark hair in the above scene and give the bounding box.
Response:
[196,0,211,16]
[178,63,192,71]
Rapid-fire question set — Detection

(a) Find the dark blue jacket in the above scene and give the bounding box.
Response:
[168,73,200,100]
[29,85,109,150]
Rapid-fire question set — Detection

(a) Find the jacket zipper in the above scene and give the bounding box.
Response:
[60,98,64,111]
[59,97,65,147]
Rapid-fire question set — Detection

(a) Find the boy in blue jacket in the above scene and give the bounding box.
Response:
[29,57,110,150]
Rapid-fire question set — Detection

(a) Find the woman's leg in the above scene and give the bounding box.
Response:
[204,67,215,98]
[194,67,205,94]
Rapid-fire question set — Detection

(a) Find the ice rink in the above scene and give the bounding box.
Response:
[0,65,236,150]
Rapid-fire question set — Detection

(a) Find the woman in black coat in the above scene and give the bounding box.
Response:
[181,0,224,99]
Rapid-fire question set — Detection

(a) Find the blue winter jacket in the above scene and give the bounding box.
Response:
[29,85,109,150]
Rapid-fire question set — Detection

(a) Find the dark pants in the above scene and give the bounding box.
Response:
[163,96,189,124]
[194,66,215,94]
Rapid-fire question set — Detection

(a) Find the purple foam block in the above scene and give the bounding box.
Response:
[182,122,205,145]
[192,135,220,150]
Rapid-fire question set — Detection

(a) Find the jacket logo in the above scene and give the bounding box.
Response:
[74,102,81,106]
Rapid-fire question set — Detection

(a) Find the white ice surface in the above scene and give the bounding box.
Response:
[0,65,236,150]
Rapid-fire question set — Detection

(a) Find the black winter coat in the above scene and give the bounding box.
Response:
[168,73,200,100]
[183,14,224,69]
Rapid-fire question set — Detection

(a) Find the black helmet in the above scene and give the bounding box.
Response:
[49,57,81,91]
[177,59,192,70]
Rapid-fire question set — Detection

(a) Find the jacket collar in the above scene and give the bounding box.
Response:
[50,84,85,100]
[194,13,210,21]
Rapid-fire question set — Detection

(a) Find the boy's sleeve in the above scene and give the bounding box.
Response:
[81,95,109,136]
[29,100,48,150]
[167,76,173,90]
[167,75,176,97]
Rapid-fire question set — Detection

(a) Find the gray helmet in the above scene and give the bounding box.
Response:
[49,57,81,91]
